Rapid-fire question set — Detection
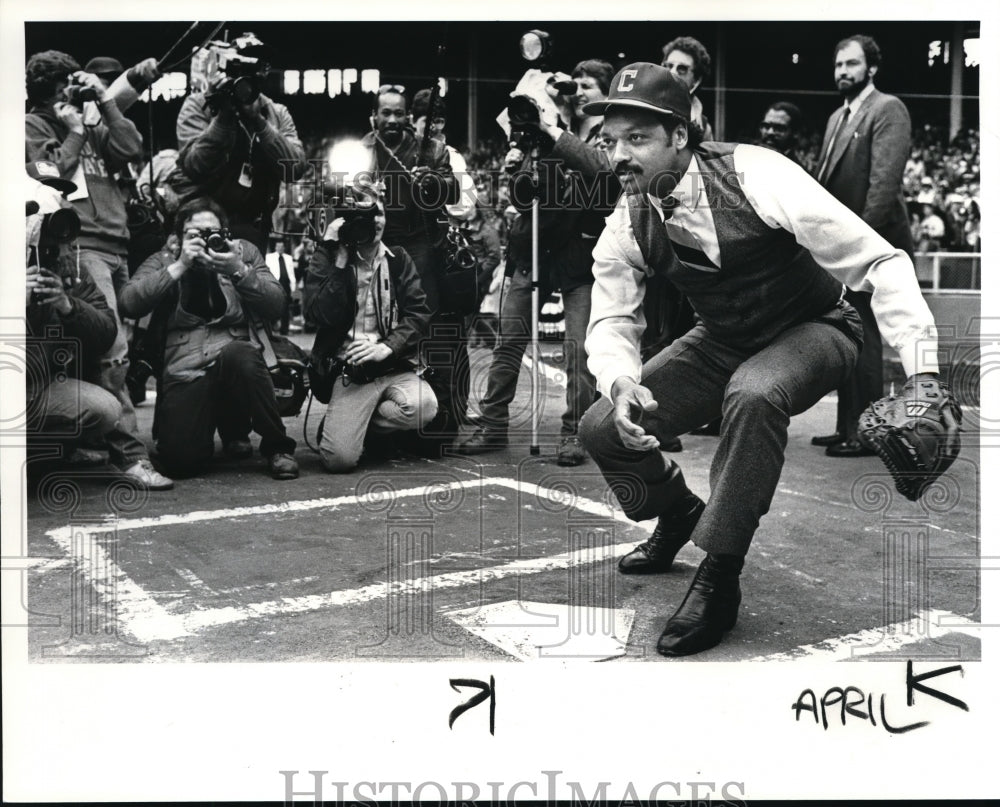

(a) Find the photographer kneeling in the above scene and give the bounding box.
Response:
[303,185,437,473]
[119,198,298,479]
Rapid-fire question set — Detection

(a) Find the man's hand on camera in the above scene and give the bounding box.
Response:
[610,376,660,452]
[55,101,85,134]
[345,339,392,366]
[26,265,42,307]
[504,147,525,172]
[205,239,245,277]
[177,231,207,271]
[72,71,109,103]
[30,268,74,316]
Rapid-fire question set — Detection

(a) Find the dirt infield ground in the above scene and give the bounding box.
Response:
[22,343,982,663]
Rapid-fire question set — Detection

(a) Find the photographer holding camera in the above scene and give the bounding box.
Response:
[303,185,437,473]
[25,49,173,490]
[119,198,298,480]
[24,162,135,482]
[457,60,616,466]
[174,34,307,254]
[361,85,463,448]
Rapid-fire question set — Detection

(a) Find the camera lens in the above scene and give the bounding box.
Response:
[206,232,229,252]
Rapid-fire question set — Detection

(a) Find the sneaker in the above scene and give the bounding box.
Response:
[224,439,254,460]
[268,452,299,480]
[121,459,174,490]
[557,435,587,467]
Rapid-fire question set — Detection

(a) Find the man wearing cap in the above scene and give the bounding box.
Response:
[578,62,941,656]
[84,56,161,112]
[812,35,915,458]
[25,49,173,490]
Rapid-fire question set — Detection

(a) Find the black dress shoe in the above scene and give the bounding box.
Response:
[811,432,843,447]
[661,435,683,452]
[657,553,744,656]
[455,426,509,455]
[619,493,706,574]
[825,438,876,458]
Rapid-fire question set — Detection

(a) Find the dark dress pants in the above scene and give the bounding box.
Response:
[580,315,860,558]
[834,289,884,440]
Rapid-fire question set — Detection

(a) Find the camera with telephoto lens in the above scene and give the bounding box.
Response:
[320,184,379,247]
[64,75,98,109]
[507,94,548,152]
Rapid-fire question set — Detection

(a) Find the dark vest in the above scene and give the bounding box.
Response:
[628,143,844,354]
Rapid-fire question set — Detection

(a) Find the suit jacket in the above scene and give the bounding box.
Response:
[817,88,914,257]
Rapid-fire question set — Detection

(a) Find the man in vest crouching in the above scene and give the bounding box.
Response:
[579,63,942,656]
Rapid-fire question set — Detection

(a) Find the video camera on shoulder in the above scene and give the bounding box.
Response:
[194,32,271,108]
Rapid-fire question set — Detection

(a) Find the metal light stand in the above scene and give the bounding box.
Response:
[529,146,541,456]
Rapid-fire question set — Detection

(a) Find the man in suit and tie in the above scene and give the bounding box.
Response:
[264,237,293,335]
[812,35,916,457]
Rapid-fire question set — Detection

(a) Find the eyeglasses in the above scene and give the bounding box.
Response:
[377,84,406,95]
[759,122,790,133]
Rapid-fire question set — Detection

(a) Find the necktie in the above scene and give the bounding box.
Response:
[278,254,290,288]
[660,195,679,220]
[818,107,850,182]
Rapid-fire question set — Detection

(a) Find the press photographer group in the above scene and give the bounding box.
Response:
[21,21,976,660]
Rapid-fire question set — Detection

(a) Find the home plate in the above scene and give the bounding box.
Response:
[445,601,635,661]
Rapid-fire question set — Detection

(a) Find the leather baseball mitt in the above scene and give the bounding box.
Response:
[857,376,962,501]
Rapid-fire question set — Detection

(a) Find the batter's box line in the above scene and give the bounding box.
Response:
[41,478,639,644]
[746,609,982,662]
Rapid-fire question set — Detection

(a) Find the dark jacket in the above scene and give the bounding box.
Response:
[507,128,618,293]
[361,130,457,245]
[26,257,117,403]
[119,240,285,383]
[303,242,431,376]
[26,101,143,253]
[817,88,914,257]
[174,93,307,251]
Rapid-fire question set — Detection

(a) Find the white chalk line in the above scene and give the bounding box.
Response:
[42,477,635,643]
[746,609,982,662]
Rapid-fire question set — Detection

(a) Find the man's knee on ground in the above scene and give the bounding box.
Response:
[319,445,363,473]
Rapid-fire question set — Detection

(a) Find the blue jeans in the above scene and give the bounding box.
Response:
[77,247,147,466]
[477,269,596,437]
[580,310,861,557]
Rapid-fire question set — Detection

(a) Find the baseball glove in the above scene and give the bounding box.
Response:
[857,376,962,501]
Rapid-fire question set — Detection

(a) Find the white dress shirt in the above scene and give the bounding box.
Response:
[586,143,939,398]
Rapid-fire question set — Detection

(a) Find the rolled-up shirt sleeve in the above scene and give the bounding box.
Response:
[736,144,939,377]
[586,203,648,399]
